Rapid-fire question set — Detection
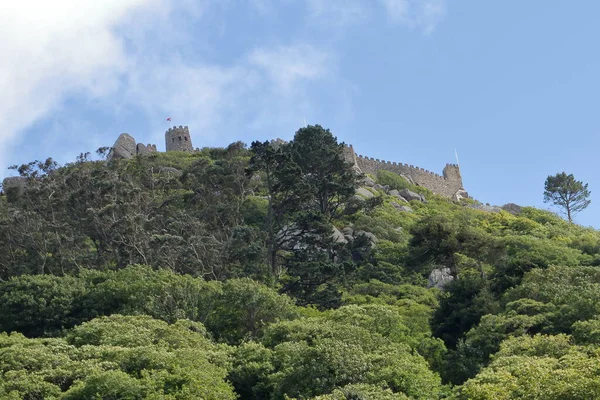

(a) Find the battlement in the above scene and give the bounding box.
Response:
[346,146,466,199]
[165,126,193,152]
[166,125,189,134]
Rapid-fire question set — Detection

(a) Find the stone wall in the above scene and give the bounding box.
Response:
[343,144,466,199]
[165,126,193,152]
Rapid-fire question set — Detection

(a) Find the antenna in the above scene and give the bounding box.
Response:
[303,116,307,127]
[455,149,460,167]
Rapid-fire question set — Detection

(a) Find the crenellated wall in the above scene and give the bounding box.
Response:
[343,144,466,198]
[165,126,193,152]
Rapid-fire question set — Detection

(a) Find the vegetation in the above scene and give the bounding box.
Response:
[544,171,591,223]
[1,124,600,398]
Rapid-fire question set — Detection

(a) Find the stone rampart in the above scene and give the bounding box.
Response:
[343,144,465,198]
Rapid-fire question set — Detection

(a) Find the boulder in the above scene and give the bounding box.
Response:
[356,187,375,199]
[389,189,408,202]
[469,203,502,213]
[332,227,348,244]
[356,230,378,245]
[362,176,376,187]
[427,268,454,290]
[342,226,354,240]
[399,188,426,203]
[391,201,412,212]
[502,203,523,215]
[453,189,469,202]
[158,166,182,177]
[400,174,416,185]
[109,133,136,160]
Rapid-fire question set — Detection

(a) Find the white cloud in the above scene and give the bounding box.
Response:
[0,0,446,178]
[0,0,166,171]
[380,0,446,33]
[248,45,331,94]
[0,0,335,174]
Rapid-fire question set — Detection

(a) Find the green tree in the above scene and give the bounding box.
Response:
[454,335,600,400]
[544,172,591,223]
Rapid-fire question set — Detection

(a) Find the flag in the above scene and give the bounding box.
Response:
[166,117,172,122]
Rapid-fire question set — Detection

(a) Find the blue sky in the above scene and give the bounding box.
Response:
[2,1,599,226]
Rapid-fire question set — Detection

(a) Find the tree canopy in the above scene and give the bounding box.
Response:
[544,172,591,223]
[2,125,600,398]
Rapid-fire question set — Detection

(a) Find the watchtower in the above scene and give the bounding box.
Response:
[165,126,193,152]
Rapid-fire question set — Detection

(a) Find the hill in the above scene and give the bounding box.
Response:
[1,125,600,398]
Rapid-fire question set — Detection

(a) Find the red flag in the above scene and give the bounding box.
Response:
[166,117,172,121]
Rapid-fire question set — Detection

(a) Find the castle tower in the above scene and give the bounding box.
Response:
[443,164,463,185]
[165,126,193,152]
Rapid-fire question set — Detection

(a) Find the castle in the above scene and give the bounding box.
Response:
[343,144,467,200]
[106,127,467,199]
[108,126,195,159]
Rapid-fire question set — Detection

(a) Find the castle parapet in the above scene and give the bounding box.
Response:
[343,144,466,198]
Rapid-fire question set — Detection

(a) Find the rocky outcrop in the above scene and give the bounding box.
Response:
[389,190,408,203]
[399,189,427,203]
[332,227,348,244]
[356,230,378,245]
[362,176,376,187]
[158,167,182,177]
[469,203,502,213]
[109,134,157,160]
[502,203,523,215]
[400,174,416,185]
[356,187,375,199]
[391,202,413,212]
[454,189,469,202]
[427,268,454,289]
[109,133,137,160]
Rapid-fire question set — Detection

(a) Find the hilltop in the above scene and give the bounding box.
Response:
[1,125,600,398]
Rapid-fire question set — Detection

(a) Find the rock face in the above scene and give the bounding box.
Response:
[400,174,416,185]
[427,268,454,289]
[362,176,376,187]
[356,187,375,199]
[399,189,426,203]
[332,227,348,244]
[356,230,378,245]
[391,203,413,212]
[158,167,182,177]
[454,189,469,202]
[342,227,354,241]
[469,203,502,213]
[109,133,137,160]
[389,190,408,203]
[109,134,158,160]
[502,203,523,215]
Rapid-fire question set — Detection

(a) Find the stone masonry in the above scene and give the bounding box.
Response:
[103,127,466,199]
[343,144,467,199]
[165,126,193,152]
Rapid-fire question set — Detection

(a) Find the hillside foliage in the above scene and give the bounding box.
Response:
[1,125,600,398]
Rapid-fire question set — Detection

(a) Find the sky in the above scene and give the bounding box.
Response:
[1,1,599,227]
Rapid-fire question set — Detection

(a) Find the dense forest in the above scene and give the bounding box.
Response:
[1,125,600,399]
